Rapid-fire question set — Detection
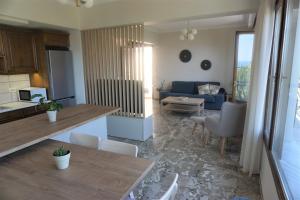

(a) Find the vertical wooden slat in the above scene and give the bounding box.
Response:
[96,30,102,105]
[117,27,123,116]
[112,28,116,108]
[133,25,138,116]
[122,26,126,116]
[81,32,90,104]
[100,30,105,106]
[141,25,145,117]
[125,26,130,117]
[108,28,112,107]
[129,25,134,117]
[95,30,101,105]
[103,29,108,106]
[87,30,93,104]
[92,31,99,105]
[138,26,143,116]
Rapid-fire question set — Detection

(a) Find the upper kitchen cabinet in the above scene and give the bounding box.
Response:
[6,29,38,74]
[0,27,38,74]
[0,30,7,73]
[42,31,69,48]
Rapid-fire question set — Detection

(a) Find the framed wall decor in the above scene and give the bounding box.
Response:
[179,49,192,63]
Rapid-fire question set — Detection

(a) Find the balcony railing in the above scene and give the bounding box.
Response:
[235,81,249,101]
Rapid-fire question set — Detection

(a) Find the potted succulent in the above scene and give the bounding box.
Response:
[31,94,63,123]
[53,146,71,170]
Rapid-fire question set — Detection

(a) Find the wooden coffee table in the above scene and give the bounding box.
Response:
[160,96,205,115]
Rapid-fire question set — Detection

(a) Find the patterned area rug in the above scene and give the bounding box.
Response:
[110,101,261,200]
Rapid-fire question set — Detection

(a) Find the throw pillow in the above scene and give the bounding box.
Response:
[198,84,210,95]
[209,84,220,95]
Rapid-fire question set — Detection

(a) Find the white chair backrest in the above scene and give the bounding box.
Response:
[101,139,138,157]
[70,133,101,150]
[159,173,178,200]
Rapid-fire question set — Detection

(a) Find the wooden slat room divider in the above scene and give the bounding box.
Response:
[81,24,144,118]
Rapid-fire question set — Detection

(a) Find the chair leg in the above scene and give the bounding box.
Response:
[192,123,198,135]
[204,129,210,145]
[220,137,226,155]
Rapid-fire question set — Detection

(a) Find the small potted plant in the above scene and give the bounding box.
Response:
[31,94,63,123]
[53,146,71,170]
[46,101,63,122]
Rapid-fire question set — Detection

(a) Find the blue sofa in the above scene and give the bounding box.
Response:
[159,81,226,110]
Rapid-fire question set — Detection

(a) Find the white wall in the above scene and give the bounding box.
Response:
[154,27,240,93]
[260,144,280,200]
[69,30,86,104]
[79,0,260,29]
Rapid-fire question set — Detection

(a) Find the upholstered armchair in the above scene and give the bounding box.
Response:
[204,102,247,155]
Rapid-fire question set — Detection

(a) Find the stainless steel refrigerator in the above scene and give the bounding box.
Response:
[46,49,76,107]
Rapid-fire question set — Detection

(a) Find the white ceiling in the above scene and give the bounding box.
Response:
[145,13,255,33]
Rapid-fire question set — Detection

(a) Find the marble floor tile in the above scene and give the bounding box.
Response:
[110,101,261,200]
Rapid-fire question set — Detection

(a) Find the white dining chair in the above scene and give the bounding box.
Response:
[159,173,179,200]
[69,132,101,150]
[101,139,138,157]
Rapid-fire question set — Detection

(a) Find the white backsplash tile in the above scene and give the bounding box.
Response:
[0,75,9,83]
[0,74,30,104]
[0,83,10,93]
[0,93,11,104]
[8,74,29,82]
[9,80,30,90]
[10,92,18,102]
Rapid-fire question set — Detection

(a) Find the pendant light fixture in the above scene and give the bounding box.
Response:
[179,21,198,41]
[57,0,94,8]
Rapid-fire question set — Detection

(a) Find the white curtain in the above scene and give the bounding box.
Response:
[239,0,275,175]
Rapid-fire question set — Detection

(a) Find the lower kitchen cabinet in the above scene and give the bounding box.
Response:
[0,106,46,124]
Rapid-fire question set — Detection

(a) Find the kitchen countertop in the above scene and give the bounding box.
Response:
[0,104,120,158]
[0,101,38,113]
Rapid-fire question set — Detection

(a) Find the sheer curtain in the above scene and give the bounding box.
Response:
[239,0,275,175]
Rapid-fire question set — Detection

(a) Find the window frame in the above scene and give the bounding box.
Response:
[262,0,300,199]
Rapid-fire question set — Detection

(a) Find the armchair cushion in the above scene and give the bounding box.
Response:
[193,94,216,103]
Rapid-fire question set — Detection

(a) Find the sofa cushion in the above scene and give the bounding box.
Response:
[171,81,194,94]
[209,84,221,95]
[194,81,220,94]
[193,94,216,103]
[163,92,195,98]
[197,84,210,95]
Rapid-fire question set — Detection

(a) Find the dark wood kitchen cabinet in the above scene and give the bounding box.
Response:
[42,31,69,48]
[0,30,8,74]
[0,106,46,124]
[0,26,38,75]
[5,29,38,74]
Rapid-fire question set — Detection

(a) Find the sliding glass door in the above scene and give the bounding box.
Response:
[233,32,255,101]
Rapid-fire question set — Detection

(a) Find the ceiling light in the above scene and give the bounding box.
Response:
[179,21,197,41]
[57,0,94,8]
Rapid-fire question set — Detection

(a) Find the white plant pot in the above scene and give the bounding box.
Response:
[53,152,71,170]
[47,111,57,122]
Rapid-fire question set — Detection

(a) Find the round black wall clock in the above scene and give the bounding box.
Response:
[201,59,212,70]
[179,49,192,63]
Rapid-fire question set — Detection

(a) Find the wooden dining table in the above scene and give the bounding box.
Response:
[0,104,155,200]
[0,140,154,200]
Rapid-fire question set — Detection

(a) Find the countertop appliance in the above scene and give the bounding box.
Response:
[46,49,76,107]
[19,87,47,103]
